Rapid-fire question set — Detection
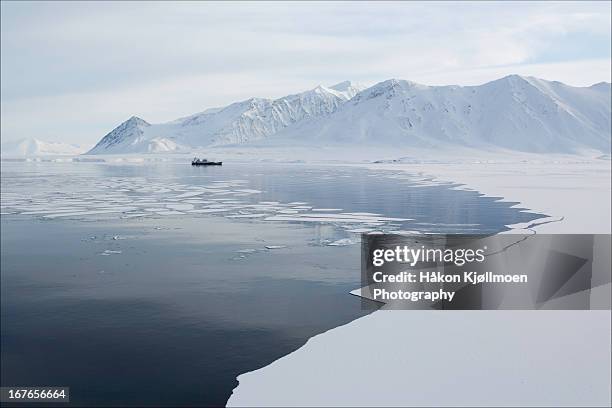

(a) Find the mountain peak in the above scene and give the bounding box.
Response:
[125,116,150,127]
[87,116,151,154]
[1,137,84,156]
[382,78,424,89]
[353,78,423,102]
[590,82,611,90]
[329,81,353,92]
[312,84,331,94]
[489,74,534,86]
[327,81,365,99]
[296,84,353,101]
[502,74,527,80]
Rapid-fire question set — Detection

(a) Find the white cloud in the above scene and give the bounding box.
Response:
[1,1,610,145]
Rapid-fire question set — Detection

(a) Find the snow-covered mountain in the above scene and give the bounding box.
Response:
[273,75,611,153]
[87,81,364,154]
[87,76,611,155]
[1,138,85,156]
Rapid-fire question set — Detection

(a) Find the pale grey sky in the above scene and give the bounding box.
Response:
[1,1,610,147]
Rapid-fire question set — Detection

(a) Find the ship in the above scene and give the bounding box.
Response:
[191,157,222,166]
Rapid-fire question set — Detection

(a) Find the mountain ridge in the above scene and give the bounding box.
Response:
[86,76,611,155]
[87,81,364,154]
[1,138,85,156]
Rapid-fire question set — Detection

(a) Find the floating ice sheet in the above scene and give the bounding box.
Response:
[327,238,356,246]
[227,213,268,218]
[1,170,418,236]
[44,208,138,218]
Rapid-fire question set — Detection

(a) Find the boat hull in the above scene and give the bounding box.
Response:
[192,162,222,166]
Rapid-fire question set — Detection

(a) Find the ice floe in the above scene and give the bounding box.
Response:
[44,208,138,218]
[227,213,268,218]
[327,238,356,246]
[1,170,420,238]
[155,210,184,216]
[165,203,194,211]
[100,250,122,256]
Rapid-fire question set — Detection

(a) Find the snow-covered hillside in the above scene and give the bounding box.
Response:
[87,81,364,154]
[87,76,611,155]
[273,75,611,153]
[1,138,85,156]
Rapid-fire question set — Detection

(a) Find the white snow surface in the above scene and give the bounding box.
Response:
[227,311,611,407]
[87,76,610,155]
[227,155,611,407]
[1,138,85,156]
[362,158,611,234]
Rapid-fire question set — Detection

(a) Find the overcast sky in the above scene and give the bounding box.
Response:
[1,1,610,147]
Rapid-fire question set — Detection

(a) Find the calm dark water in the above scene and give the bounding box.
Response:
[1,162,542,406]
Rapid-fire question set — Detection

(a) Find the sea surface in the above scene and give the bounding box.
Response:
[0,161,542,406]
